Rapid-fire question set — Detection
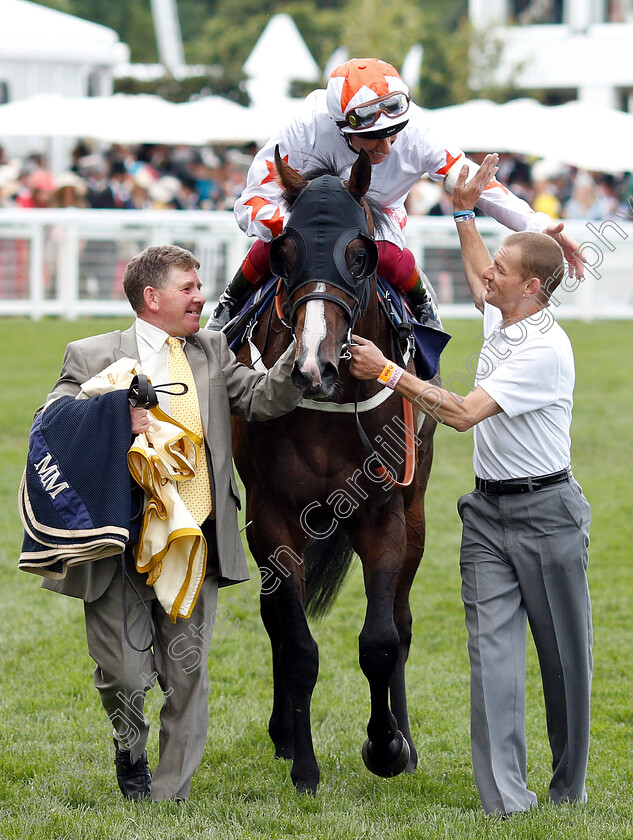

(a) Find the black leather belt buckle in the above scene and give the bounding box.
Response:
[533,469,570,490]
[476,469,570,496]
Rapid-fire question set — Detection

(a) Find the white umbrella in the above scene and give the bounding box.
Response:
[178,95,308,144]
[0,93,180,144]
[0,92,306,146]
[424,99,552,158]
[176,96,255,144]
[423,98,633,174]
[4,92,630,173]
[545,101,633,173]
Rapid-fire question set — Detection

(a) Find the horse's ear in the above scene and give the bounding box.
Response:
[346,149,372,201]
[274,144,307,196]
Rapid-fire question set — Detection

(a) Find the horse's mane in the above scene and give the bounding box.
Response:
[282,153,389,240]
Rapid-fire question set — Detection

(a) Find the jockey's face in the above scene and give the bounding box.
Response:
[348,133,398,165]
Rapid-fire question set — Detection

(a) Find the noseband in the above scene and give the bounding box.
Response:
[269,175,378,332]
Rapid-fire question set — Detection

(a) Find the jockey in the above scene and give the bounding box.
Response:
[208,57,581,331]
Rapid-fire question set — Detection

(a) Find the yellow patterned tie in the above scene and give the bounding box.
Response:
[166,336,212,524]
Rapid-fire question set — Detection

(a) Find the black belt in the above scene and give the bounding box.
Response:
[475,469,571,495]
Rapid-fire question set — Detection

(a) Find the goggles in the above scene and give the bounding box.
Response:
[338,92,410,131]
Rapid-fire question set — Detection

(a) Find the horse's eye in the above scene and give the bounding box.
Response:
[349,249,369,279]
[277,238,297,276]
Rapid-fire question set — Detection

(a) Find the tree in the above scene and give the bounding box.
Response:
[334,0,522,109]
[31,0,159,62]
[29,0,519,106]
[186,0,346,100]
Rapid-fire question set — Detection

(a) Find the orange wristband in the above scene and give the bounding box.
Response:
[377,362,404,389]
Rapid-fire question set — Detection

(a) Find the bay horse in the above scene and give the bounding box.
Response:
[231,147,437,794]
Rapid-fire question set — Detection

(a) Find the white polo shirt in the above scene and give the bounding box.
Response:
[473,303,575,480]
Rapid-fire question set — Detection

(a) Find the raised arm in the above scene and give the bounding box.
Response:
[451,153,500,313]
[443,152,585,278]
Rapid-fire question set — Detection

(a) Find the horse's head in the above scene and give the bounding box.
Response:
[270,146,378,399]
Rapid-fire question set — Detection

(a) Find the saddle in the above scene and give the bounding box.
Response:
[221,277,451,381]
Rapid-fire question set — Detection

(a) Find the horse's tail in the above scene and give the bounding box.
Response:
[304,526,355,619]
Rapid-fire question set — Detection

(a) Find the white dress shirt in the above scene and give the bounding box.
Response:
[134,318,183,415]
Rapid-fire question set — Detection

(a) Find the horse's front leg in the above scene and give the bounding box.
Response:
[389,413,435,773]
[260,587,294,760]
[349,508,411,778]
[250,505,320,794]
[270,576,320,795]
[388,512,424,774]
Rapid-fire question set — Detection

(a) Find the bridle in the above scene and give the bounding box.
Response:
[269,175,378,338]
[266,173,416,489]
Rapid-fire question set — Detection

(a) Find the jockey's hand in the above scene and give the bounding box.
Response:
[544,222,586,279]
[349,335,390,380]
[130,406,150,434]
[452,153,499,212]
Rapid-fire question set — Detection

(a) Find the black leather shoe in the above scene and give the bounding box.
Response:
[114,739,152,800]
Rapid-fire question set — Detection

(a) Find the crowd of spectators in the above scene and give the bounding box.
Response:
[0,142,258,213]
[0,142,631,222]
[405,152,633,222]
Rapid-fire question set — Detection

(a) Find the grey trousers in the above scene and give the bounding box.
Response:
[458,478,592,815]
[84,549,219,802]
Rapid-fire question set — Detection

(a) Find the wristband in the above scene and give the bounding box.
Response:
[454,210,475,223]
[377,362,404,390]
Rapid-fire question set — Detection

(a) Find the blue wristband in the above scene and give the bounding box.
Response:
[454,210,475,223]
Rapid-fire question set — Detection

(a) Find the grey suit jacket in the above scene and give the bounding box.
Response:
[40,322,300,602]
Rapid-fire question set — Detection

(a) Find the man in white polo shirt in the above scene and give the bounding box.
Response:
[347,153,592,817]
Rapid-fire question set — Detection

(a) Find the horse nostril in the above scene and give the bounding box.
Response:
[291,355,339,399]
[321,362,339,391]
[291,363,310,390]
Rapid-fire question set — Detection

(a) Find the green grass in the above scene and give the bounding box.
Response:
[0,317,631,839]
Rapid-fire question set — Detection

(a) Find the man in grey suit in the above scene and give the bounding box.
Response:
[37,244,301,802]
[348,155,592,816]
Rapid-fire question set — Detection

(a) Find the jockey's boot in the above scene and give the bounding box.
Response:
[405,269,443,330]
[206,267,253,330]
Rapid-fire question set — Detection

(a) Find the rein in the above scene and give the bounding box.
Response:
[275,278,289,326]
[353,382,416,488]
[252,282,417,488]
[267,281,412,412]
[259,171,417,488]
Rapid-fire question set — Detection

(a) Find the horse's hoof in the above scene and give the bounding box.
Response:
[361,730,411,778]
[294,780,318,796]
[291,768,320,796]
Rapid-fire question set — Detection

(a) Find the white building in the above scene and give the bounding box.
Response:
[469,0,633,110]
[0,0,128,165]
[0,0,128,104]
